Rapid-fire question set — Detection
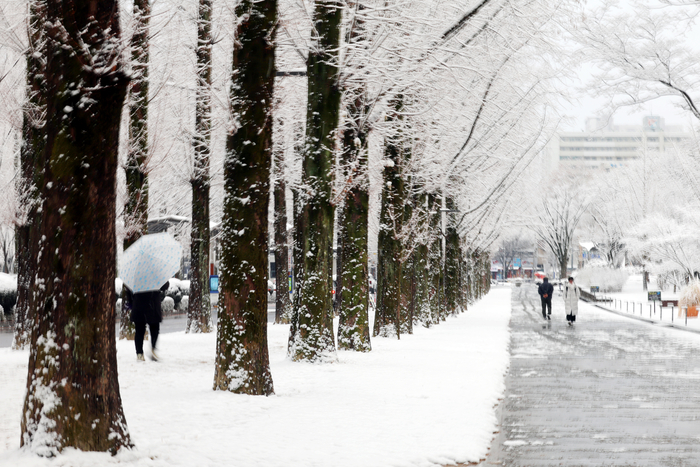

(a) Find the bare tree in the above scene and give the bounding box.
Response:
[494,234,529,279]
[576,1,700,123]
[532,184,588,279]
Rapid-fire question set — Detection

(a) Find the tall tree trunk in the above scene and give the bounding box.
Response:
[427,194,444,323]
[560,255,568,281]
[444,196,460,315]
[187,0,213,334]
[287,0,342,362]
[375,96,410,338]
[120,0,151,340]
[337,114,371,351]
[213,0,276,395]
[273,138,291,323]
[21,0,131,453]
[13,0,46,350]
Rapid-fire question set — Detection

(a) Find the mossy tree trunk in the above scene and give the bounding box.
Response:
[20,0,131,453]
[412,195,431,327]
[427,193,444,323]
[213,0,276,395]
[444,196,460,315]
[287,0,342,362]
[273,138,291,324]
[121,0,151,340]
[375,96,411,338]
[13,0,46,350]
[187,0,213,334]
[336,2,371,351]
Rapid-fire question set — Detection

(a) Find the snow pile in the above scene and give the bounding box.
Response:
[0,273,16,294]
[0,287,511,467]
[575,266,629,292]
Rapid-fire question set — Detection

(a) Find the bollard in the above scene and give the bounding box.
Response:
[672,306,674,323]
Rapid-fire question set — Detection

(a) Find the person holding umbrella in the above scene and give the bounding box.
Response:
[124,283,168,361]
[120,232,182,361]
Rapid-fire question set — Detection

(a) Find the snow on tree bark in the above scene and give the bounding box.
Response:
[444,196,461,315]
[273,142,291,324]
[336,2,371,351]
[427,194,444,323]
[375,96,412,338]
[287,0,342,362]
[213,0,276,395]
[13,0,46,350]
[187,0,213,334]
[20,0,131,453]
[120,0,151,340]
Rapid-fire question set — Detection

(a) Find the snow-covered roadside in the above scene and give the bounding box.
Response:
[0,286,511,467]
[599,274,700,330]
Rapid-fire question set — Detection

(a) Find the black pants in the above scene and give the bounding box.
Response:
[135,321,160,355]
[541,297,552,317]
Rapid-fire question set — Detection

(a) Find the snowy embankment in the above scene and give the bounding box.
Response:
[600,274,700,330]
[0,286,511,467]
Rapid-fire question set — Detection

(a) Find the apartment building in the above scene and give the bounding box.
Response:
[551,116,691,170]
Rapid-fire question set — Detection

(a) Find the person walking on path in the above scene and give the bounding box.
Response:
[538,277,554,320]
[124,282,168,361]
[564,276,580,326]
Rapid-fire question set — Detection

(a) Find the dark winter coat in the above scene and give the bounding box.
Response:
[125,282,168,326]
[538,280,554,299]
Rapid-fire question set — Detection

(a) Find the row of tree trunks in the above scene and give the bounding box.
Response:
[287,0,342,362]
[187,0,213,334]
[213,0,276,395]
[20,0,131,453]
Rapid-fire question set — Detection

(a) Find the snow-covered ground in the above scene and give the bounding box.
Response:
[593,274,700,329]
[0,286,511,467]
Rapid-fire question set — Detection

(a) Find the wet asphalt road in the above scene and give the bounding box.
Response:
[485,284,700,467]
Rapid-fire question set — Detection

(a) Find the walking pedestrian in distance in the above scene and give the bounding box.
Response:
[564,276,580,326]
[538,277,554,320]
[124,282,168,361]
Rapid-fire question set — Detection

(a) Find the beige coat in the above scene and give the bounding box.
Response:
[564,282,580,315]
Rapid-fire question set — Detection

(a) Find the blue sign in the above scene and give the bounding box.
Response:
[210,275,219,294]
[513,258,521,268]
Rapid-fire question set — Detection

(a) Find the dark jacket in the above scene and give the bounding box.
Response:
[125,282,168,325]
[538,280,554,299]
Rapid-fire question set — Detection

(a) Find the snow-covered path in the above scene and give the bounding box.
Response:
[0,286,511,467]
[488,283,700,466]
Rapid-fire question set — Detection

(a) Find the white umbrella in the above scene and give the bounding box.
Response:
[120,232,182,293]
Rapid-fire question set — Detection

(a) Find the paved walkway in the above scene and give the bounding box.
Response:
[484,284,700,466]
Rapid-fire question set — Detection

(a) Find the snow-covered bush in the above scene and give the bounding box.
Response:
[680,280,700,307]
[161,296,175,314]
[575,266,628,293]
[177,295,189,313]
[0,272,17,316]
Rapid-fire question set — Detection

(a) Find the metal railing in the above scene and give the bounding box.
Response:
[590,295,694,327]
